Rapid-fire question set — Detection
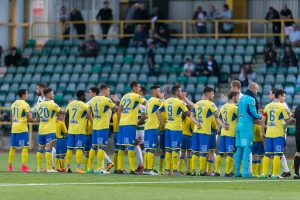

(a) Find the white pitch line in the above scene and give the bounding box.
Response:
[0,180,298,187]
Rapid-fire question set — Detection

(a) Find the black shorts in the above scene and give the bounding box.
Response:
[296,129,300,152]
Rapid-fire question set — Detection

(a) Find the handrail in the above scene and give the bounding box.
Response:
[30,19,298,40]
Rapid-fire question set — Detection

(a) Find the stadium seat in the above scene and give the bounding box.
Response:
[51,74,61,83]
[69,74,80,83]
[14,74,23,83]
[265,74,275,84]
[215,46,225,55]
[54,64,64,74]
[235,46,245,55]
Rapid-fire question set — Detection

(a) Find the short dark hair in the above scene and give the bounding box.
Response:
[43,88,53,96]
[37,83,47,88]
[228,91,239,100]
[275,89,286,98]
[172,85,181,95]
[150,85,160,90]
[76,90,86,98]
[18,89,27,98]
[104,1,109,4]
[90,87,100,95]
[203,86,214,94]
[271,88,277,95]
[224,4,229,9]
[100,84,109,91]
[130,81,139,89]
[140,86,147,96]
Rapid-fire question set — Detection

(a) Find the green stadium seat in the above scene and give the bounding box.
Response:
[92,65,101,73]
[51,74,60,83]
[285,86,294,95]
[121,64,130,74]
[233,55,243,64]
[45,64,54,74]
[245,46,255,55]
[188,77,197,84]
[215,46,225,55]
[177,76,187,84]
[235,46,245,55]
[116,83,125,93]
[0,94,6,104]
[198,76,208,85]
[69,74,79,83]
[225,46,234,55]
[166,46,175,54]
[38,56,48,64]
[148,76,158,84]
[26,39,36,47]
[76,57,85,64]
[33,48,41,56]
[140,65,149,74]
[86,57,95,65]
[265,74,275,84]
[29,56,39,65]
[187,38,197,45]
[41,47,51,56]
[131,64,140,74]
[286,75,296,85]
[175,46,185,55]
[155,54,163,64]
[66,55,76,64]
[72,64,82,73]
[61,47,70,56]
[7,66,16,74]
[207,38,217,46]
[48,83,57,91]
[0,84,10,94]
[227,38,237,45]
[275,74,285,85]
[156,47,165,54]
[66,83,76,93]
[208,76,218,85]
[277,67,287,74]
[70,47,78,55]
[23,48,33,56]
[244,55,253,63]
[108,46,117,54]
[288,66,298,74]
[196,84,205,93]
[14,74,23,83]
[51,47,61,56]
[89,74,99,83]
[186,84,196,93]
[78,73,89,83]
[186,46,195,54]
[216,38,226,45]
[158,74,167,84]
[261,95,269,106]
[119,74,128,83]
[237,38,247,45]
[6,93,16,103]
[96,55,105,64]
[32,74,41,83]
[61,74,70,83]
[254,65,266,74]
[247,38,257,46]
[108,73,118,84]
[214,55,222,63]
[10,83,19,93]
[197,38,207,45]
[134,55,144,64]
[168,74,177,84]
[178,39,187,46]
[41,75,51,83]
[231,64,241,73]
[173,55,183,65]
[113,55,123,64]
[63,64,72,73]
[128,74,138,82]
[266,67,277,74]
[256,45,264,54]
[138,74,147,84]
[137,47,146,54]
[223,55,233,64]
[126,47,136,55]
[205,46,215,55]
[26,65,35,74]
[101,65,111,73]
[124,55,134,64]
[163,55,173,64]
[83,64,92,73]
[195,46,205,55]
[255,74,264,85]
[257,38,266,46]
[169,38,178,46]
[57,55,67,64]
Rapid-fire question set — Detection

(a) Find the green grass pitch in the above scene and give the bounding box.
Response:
[0,152,299,200]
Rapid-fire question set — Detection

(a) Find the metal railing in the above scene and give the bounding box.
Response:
[30,19,297,40]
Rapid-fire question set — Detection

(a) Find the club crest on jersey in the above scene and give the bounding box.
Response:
[241,139,248,146]
[276,145,282,152]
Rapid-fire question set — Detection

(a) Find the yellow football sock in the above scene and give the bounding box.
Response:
[66,149,72,166]
[55,158,60,169]
[165,151,171,170]
[8,147,16,164]
[225,156,234,175]
[117,149,124,170]
[84,156,89,171]
[88,148,96,170]
[113,153,118,170]
[200,156,207,173]
[97,149,105,171]
[187,157,191,172]
[273,156,281,176]
[76,149,83,166]
[45,151,52,170]
[252,162,257,176]
[21,147,29,165]
[147,151,155,170]
[159,156,164,172]
[144,152,148,169]
[179,158,184,172]
[37,151,43,170]
[172,151,179,171]
[215,155,222,174]
[207,160,213,173]
[257,161,262,176]
[59,159,65,169]
[128,150,136,171]
[262,156,270,175]
[192,154,198,171]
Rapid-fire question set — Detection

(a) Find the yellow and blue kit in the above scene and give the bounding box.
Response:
[10,100,30,147]
[191,100,217,153]
[181,116,194,150]
[117,93,146,146]
[36,101,61,145]
[209,118,218,150]
[263,102,289,154]
[159,97,188,150]
[89,96,116,147]
[112,112,119,149]
[56,120,68,155]
[159,110,167,150]
[66,100,89,149]
[251,124,264,156]
[218,103,238,154]
[84,119,93,152]
[144,97,163,149]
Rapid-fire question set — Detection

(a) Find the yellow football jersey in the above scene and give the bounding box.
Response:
[56,120,67,139]
[253,124,262,142]
[89,96,116,130]
[159,110,167,131]
[145,97,163,130]
[11,100,30,133]
[192,100,218,134]
[264,102,289,138]
[211,117,218,131]
[66,100,88,134]
[159,97,188,131]
[219,103,238,137]
[119,93,146,126]
[182,116,194,136]
[112,112,119,133]
[36,101,61,135]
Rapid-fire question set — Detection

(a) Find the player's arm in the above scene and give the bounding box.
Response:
[248,100,261,119]
[138,113,147,126]
[26,112,34,122]
[181,92,195,109]
[156,106,165,127]
[65,111,69,130]
[87,107,93,124]
[190,111,201,129]
[260,114,267,138]
[217,114,227,130]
